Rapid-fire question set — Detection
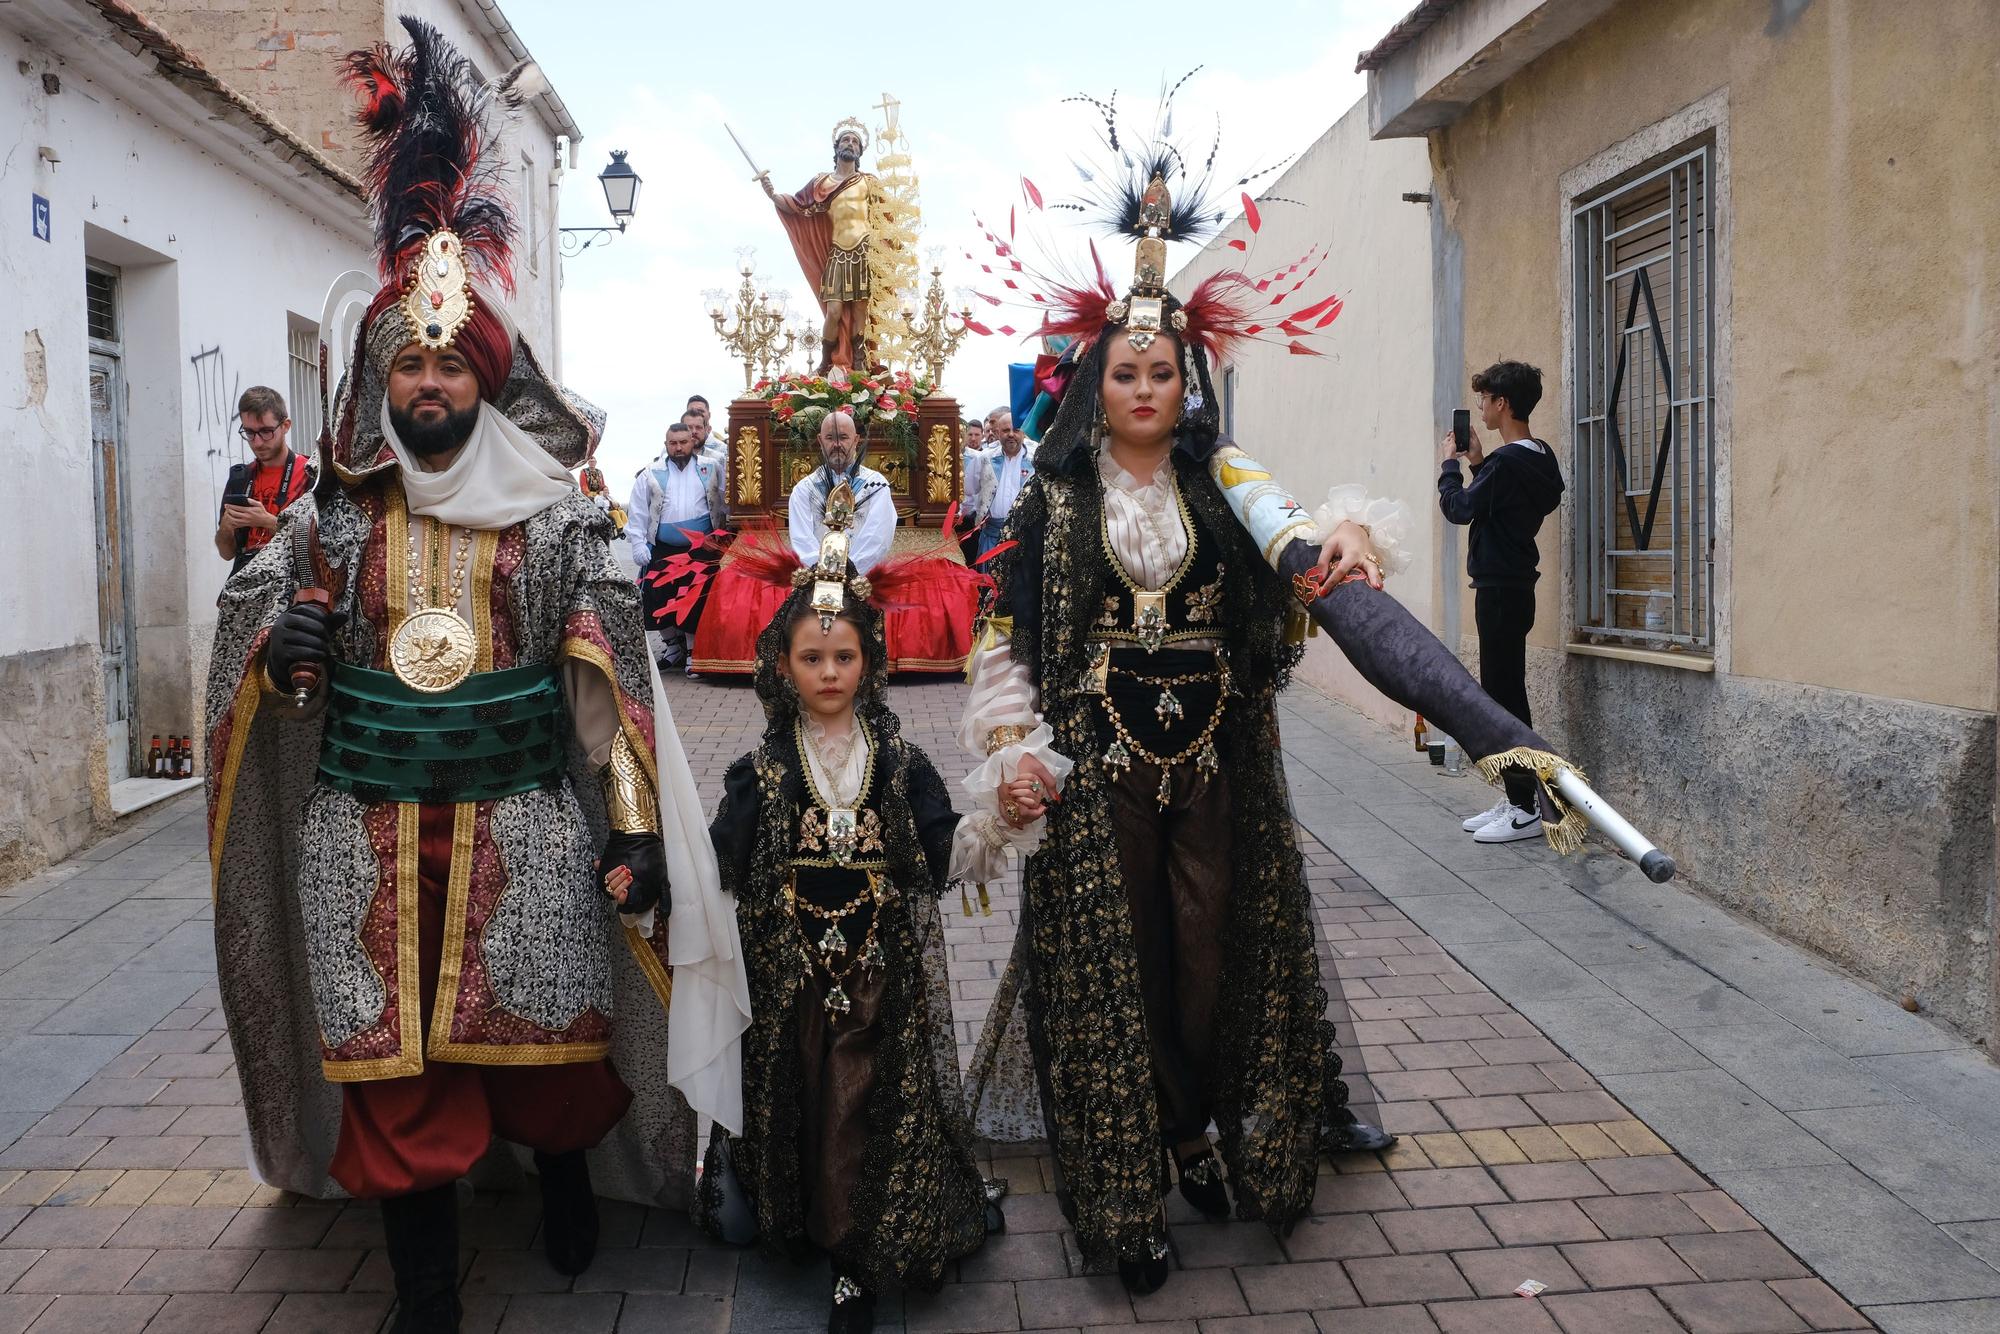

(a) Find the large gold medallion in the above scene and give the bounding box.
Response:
[389,607,476,693]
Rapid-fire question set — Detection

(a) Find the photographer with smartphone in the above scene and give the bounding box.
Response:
[1438,361,1565,844]
[213,386,313,573]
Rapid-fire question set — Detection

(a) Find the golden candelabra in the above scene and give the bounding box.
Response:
[902,261,972,388]
[704,254,793,389]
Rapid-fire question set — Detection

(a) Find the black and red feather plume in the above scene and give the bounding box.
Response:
[340,16,515,295]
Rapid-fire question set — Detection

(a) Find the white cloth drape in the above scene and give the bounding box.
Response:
[629,657,753,1136]
[382,399,576,530]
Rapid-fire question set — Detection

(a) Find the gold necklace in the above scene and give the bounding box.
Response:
[388,512,477,693]
[784,868,889,1019]
[796,717,878,867]
[1100,654,1229,808]
[1100,469,1197,652]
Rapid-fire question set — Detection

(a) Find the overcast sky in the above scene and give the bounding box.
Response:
[499,0,1415,486]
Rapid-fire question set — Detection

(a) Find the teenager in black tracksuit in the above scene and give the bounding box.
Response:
[1438,361,1565,840]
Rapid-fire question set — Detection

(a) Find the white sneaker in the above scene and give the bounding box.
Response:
[1461,799,1511,833]
[1473,804,1544,844]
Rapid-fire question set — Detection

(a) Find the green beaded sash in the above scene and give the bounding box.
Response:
[318,662,566,805]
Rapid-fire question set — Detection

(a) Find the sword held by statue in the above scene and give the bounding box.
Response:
[724,123,767,185]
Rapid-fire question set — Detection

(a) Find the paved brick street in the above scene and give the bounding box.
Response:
[1,675,1993,1331]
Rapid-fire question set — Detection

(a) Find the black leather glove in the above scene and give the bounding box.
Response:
[266,604,346,691]
[600,831,669,917]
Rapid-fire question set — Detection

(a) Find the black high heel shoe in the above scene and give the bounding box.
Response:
[1116,1236,1171,1295]
[983,1177,1008,1235]
[827,1267,876,1334]
[1323,1118,1397,1156]
[1175,1147,1230,1219]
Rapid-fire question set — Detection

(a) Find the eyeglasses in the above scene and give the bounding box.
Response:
[239,423,286,443]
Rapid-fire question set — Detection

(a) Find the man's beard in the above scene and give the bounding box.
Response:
[389,399,480,458]
[822,447,854,472]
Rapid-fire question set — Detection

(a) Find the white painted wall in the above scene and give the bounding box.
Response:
[1170,100,1437,724]
[1,16,369,749]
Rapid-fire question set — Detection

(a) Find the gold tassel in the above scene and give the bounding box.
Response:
[1543,803,1589,856]
[960,884,974,917]
[977,882,993,916]
[1471,747,1591,857]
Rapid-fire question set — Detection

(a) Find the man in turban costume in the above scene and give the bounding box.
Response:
[203,21,750,1332]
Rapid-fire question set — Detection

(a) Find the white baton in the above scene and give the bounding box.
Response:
[1551,768,1676,882]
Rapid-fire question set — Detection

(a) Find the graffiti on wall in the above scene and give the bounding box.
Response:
[189,344,240,518]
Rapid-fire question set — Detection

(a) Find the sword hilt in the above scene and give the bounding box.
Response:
[286,587,332,708]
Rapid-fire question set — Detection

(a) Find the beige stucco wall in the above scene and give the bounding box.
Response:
[143,0,568,369]
[1433,0,1998,712]
[1172,102,1438,723]
[142,0,386,171]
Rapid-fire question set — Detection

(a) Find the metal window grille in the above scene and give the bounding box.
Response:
[288,324,323,446]
[86,268,119,343]
[1571,142,1716,651]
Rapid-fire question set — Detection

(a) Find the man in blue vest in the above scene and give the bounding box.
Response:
[627,421,727,671]
[976,406,1035,559]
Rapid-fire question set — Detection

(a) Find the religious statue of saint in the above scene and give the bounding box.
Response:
[761,116,882,373]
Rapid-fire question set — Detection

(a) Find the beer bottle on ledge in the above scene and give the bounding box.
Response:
[148,736,165,779]
[1413,714,1428,754]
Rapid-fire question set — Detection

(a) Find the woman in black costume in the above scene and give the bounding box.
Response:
[958,163,1400,1293]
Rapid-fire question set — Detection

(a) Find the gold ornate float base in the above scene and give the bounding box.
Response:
[724,393,964,526]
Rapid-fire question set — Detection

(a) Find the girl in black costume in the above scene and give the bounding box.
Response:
[702,525,1018,1334]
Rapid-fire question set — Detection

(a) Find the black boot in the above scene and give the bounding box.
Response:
[1116,1235,1171,1296]
[381,1182,461,1334]
[827,1264,876,1334]
[533,1149,600,1277]
[1175,1147,1231,1220]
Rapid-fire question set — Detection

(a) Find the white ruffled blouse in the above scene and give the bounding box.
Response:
[958,453,1410,844]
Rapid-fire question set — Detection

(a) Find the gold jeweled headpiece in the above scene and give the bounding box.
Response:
[831,116,870,152]
[811,479,857,631]
[401,230,475,350]
[1106,174,1189,353]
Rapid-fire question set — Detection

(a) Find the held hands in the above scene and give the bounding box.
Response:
[598,832,669,917]
[1439,429,1485,469]
[266,603,346,688]
[999,752,1062,829]
[1313,519,1385,595]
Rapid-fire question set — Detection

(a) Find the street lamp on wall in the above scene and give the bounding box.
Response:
[560,150,641,255]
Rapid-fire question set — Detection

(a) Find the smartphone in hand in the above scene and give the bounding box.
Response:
[1452,409,1472,454]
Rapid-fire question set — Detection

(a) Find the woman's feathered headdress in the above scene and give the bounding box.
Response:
[965,68,1345,370]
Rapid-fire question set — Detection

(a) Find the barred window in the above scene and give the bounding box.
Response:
[1571,141,1716,652]
[288,320,322,447]
[86,267,119,344]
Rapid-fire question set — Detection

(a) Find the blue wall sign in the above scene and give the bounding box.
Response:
[31,194,51,243]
